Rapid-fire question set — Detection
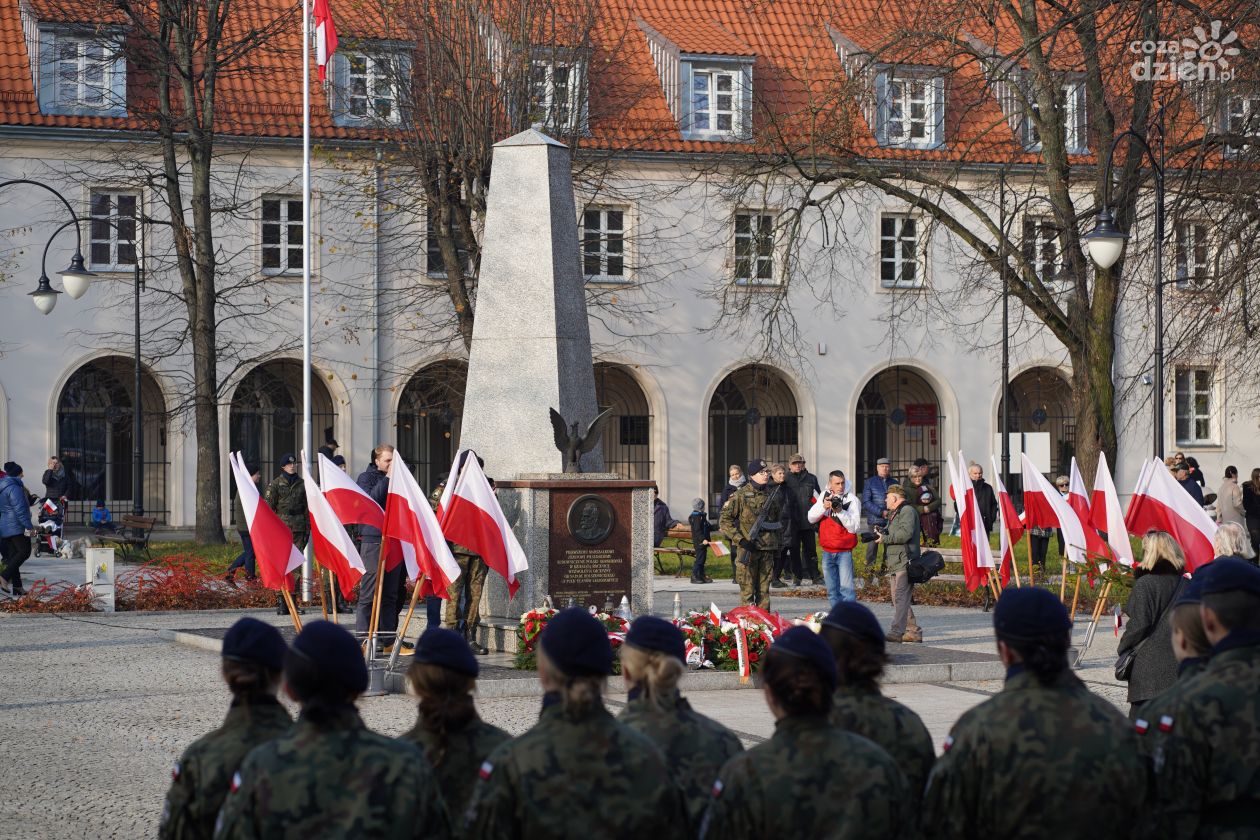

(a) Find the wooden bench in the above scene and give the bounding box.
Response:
[653,524,697,576]
[97,514,158,563]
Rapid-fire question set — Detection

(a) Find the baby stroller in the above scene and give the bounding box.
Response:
[32,497,66,558]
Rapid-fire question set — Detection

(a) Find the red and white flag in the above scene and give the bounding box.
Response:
[1090,452,1134,567]
[735,621,751,684]
[1124,457,1218,572]
[382,452,460,594]
[303,455,365,599]
[947,452,990,591]
[42,498,57,515]
[439,452,528,597]
[710,602,723,627]
[1068,458,1109,559]
[990,456,1023,587]
[317,453,384,530]
[229,452,303,590]
[312,0,338,82]
[1021,453,1090,567]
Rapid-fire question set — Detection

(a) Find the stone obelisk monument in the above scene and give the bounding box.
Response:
[460,130,653,647]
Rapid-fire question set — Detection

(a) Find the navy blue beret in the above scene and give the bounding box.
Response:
[279,453,296,466]
[772,626,838,691]
[821,602,886,649]
[1196,557,1260,598]
[625,615,686,662]
[993,587,1071,639]
[1175,576,1205,607]
[539,608,612,676]
[414,627,479,677]
[222,617,287,671]
[746,459,767,477]
[291,620,369,694]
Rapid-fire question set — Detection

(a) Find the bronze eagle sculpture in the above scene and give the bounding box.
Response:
[550,406,615,473]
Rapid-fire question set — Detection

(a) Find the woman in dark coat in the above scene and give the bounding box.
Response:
[1116,530,1186,720]
[1244,468,1260,555]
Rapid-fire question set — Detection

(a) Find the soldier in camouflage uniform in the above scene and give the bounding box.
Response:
[819,601,934,801]
[160,618,291,840]
[719,459,783,608]
[428,470,490,654]
[400,627,511,820]
[920,587,1145,838]
[263,454,307,615]
[1139,558,1260,837]
[618,616,744,830]
[215,621,450,839]
[700,626,912,838]
[464,608,687,837]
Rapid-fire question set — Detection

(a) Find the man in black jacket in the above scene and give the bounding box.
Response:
[354,443,410,655]
[967,462,999,535]
[785,454,822,585]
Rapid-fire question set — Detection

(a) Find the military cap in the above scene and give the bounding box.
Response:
[821,602,885,649]
[413,626,479,677]
[993,586,1071,639]
[625,615,686,662]
[291,620,369,694]
[540,607,612,676]
[789,453,806,464]
[278,453,297,466]
[886,484,908,500]
[746,459,768,476]
[1196,557,1260,597]
[222,617,288,671]
[1174,576,1205,607]
[772,626,838,690]
[331,454,347,467]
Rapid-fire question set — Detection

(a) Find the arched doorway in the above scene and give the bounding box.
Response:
[594,363,653,481]
[396,360,467,492]
[708,365,800,503]
[229,360,337,483]
[998,367,1074,481]
[56,356,168,524]
[855,366,943,493]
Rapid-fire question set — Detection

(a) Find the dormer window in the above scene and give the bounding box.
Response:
[875,68,944,149]
[530,58,585,133]
[331,45,410,126]
[1023,79,1088,154]
[34,28,126,117]
[1223,92,1260,156]
[682,60,750,140]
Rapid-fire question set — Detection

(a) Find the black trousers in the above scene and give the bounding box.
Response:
[1,534,32,590]
[355,541,402,646]
[787,528,819,580]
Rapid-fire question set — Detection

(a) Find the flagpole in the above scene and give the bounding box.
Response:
[300,0,314,604]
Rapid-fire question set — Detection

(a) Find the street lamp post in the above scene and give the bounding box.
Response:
[1082,111,1167,461]
[1,179,96,312]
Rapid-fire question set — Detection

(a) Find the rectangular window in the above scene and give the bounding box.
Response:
[261,197,303,273]
[1175,367,1215,445]
[765,416,798,447]
[1225,94,1260,154]
[1021,217,1061,287]
[886,77,933,145]
[734,212,775,284]
[346,52,399,123]
[426,210,471,277]
[1026,82,1087,152]
[880,214,921,288]
[1175,221,1211,288]
[530,60,581,131]
[55,36,112,110]
[88,191,137,270]
[582,207,626,281]
[691,68,738,133]
[619,415,649,446]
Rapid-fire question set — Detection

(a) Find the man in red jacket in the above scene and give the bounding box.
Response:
[808,470,862,607]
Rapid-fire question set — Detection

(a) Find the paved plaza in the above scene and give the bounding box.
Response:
[0,572,1128,838]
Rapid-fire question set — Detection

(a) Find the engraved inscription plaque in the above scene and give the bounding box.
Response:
[549,488,632,609]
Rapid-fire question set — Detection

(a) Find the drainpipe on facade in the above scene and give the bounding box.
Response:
[373,147,383,444]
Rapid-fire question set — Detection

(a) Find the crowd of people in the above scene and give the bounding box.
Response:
[157,550,1260,838]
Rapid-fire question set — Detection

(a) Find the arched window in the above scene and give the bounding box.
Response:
[229,360,336,483]
[396,360,467,492]
[594,363,653,481]
[56,357,168,523]
[997,367,1074,481]
[855,367,942,492]
[707,365,799,503]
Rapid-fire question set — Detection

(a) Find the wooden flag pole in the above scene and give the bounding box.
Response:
[1028,554,1035,588]
[1059,559,1069,604]
[1069,571,1083,623]
[314,560,329,622]
[281,588,304,633]
[366,549,390,656]
[387,579,426,670]
[327,569,338,625]
[1010,554,1022,588]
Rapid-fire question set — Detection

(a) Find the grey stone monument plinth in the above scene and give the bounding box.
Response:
[459,130,654,652]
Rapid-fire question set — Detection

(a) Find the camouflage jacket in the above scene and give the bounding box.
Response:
[399,712,511,824]
[464,694,688,838]
[719,481,783,552]
[159,698,292,840]
[699,714,913,838]
[263,474,307,533]
[831,684,935,801]
[214,706,451,839]
[618,691,744,830]
[1134,656,1210,837]
[428,484,476,557]
[1139,639,1260,838]
[921,667,1145,839]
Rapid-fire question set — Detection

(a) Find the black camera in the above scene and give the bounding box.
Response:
[859,528,881,544]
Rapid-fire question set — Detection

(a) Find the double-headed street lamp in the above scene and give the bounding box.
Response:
[1081,112,1169,461]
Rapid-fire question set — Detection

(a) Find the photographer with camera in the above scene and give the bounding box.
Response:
[876,485,923,644]
[808,470,862,607]
[861,458,901,571]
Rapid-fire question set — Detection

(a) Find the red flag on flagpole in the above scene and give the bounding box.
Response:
[382,452,461,596]
[440,452,528,597]
[303,456,365,599]
[991,456,1022,588]
[1068,457,1109,559]
[229,452,303,590]
[312,0,337,82]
